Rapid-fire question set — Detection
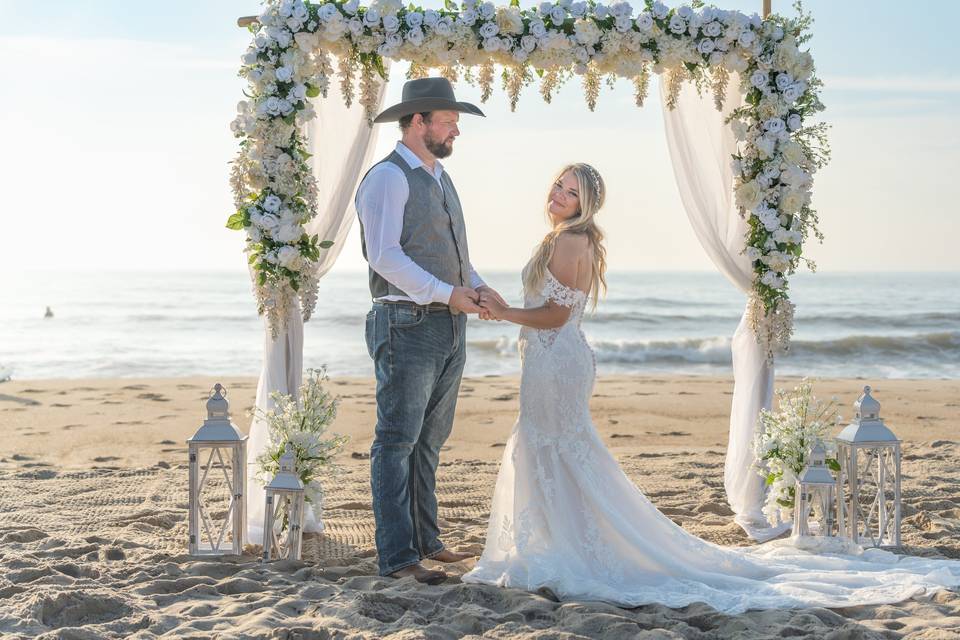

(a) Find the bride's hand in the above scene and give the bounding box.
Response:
[478,294,507,321]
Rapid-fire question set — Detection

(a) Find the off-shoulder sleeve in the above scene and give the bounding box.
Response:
[542,271,588,308]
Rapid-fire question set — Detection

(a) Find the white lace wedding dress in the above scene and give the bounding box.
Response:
[461,266,960,613]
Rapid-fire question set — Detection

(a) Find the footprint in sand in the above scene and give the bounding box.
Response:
[158,440,176,445]
[100,400,122,405]
[11,454,33,461]
[122,384,148,391]
[491,442,506,448]
[0,394,41,406]
[351,451,371,460]
[610,433,634,438]
[93,456,120,463]
[137,392,170,402]
[491,394,515,401]
[50,403,71,408]
[113,420,143,425]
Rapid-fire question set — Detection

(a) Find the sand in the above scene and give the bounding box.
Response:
[0,375,958,639]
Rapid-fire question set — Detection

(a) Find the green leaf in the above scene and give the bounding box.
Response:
[510,0,520,6]
[226,212,247,230]
[306,83,321,98]
[319,240,334,249]
[826,458,841,472]
[248,253,259,265]
[444,0,457,10]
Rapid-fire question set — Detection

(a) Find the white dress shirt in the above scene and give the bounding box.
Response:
[356,142,485,305]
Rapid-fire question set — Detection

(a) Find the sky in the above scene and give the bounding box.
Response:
[2,0,958,275]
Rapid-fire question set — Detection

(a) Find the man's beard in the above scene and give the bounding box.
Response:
[424,132,453,158]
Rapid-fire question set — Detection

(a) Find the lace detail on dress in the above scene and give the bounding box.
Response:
[542,270,588,308]
[533,271,588,349]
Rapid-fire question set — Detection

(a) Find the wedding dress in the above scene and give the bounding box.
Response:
[461,265,960,613]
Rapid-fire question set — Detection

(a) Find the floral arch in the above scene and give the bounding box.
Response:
[228,0,829,542]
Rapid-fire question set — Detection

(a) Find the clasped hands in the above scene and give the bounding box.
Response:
[449,285,508,321]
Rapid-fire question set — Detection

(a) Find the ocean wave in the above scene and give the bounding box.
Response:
[468,331,960,366]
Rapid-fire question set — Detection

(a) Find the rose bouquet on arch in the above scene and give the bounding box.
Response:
[752,377,840,525]
[253,367,349,530]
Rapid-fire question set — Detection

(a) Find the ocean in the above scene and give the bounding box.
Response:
[1,270,957,381]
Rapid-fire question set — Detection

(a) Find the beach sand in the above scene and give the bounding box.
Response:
[1,375,958,638]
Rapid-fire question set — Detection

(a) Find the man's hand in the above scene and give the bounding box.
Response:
[477,286,509,321]
[449,286,482,314]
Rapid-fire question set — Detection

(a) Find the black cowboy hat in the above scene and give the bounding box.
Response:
[373,77,485,124]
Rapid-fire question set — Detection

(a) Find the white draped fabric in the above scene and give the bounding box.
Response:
[246,70,389,545]
[660,75,791,542]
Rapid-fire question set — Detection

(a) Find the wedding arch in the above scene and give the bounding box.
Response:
[227,0,829,544]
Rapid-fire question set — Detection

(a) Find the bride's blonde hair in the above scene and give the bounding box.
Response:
[523,163,608,309]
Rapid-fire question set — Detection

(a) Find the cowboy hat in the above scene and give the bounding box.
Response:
[373,77,485,124]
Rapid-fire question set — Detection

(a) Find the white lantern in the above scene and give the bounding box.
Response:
[187,383,248,556]
[835,385,902,548]
[262,443,305,561]
[793,442,836,537]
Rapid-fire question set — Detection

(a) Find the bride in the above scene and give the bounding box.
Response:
[461,162,960,613]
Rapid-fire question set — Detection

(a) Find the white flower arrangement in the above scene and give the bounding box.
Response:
[229,0,829,349]
[253,367,350,519]
[752,378,840,526]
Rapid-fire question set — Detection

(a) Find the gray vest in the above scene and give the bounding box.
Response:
[357,150,471,301]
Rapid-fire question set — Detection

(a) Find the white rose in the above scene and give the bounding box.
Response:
[775,72,793,91]
[497,6,524,34]
[423,10,440,27]
[738,30,755,47]
[779,190,804,215]
[263,194,282,213]
[781,140,806,165]
[574,19,601,46]
[521,35,537,52]
[242,51,258,65]
[318,3,339,21]
[348,18,363,36]
[697,38,716,55]
[745,246,762,262]
[735,180,763,210]
[635,13,654,31]
[405,11,423,28]
[385,32,402,48]
[275,222,303,243]
[782,83,803,103]
[754,134,776,159]
[530,20,547,38]
[761,213,780,232]
[479,21,499,38]
[539,1,553,16]
[570,2,587,17]
[435,19,452,36]
[709,51,724,66]
[611,1,631,17]
[362,8,380,26]
[275,66,294,82]
[248,226,263,243]
[677,6,693,20]
[382,14,400,32]
[750,70,769,89]
[550,6,567,24]
[668,14,686,34]
[512,48,529,63]
[595,4,610,19]
[480,2,496,20]
[787,113,802,131]
[259,213,280,231]
[406,28,424,46]
[277,245,301,269]
[651,1,669,19]
[764,118,785,134]
[499,36,512,50]
[704,21,722,37]
[615,15,632,32]
[343,0,359,14]
[482,36,500,52]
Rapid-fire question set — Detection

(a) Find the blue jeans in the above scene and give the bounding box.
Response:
[365,302,467,575]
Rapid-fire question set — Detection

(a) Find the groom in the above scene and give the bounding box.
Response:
[356,77,504,584]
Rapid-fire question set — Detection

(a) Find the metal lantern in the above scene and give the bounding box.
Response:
[187,383,248,556]
[793,442,836,537]
[835,385,902,548]
[262,443,305,561]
